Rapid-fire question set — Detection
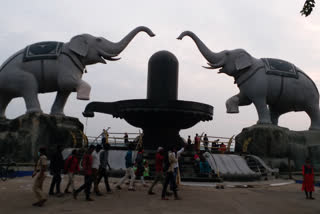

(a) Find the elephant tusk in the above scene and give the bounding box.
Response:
[109,57,121,61]
[202,66,215,69]
[207,62,224,69]
[103,56,121,61]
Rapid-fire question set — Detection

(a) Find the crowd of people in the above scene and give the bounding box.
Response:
[31,139,185,207]
[187,133,227,153]
[30,132,316,207]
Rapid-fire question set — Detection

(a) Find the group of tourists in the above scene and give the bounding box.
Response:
[30,132,316,207]
[31,140,185,207]
[32,143,112,206]
[187,133,226,153]
[115,144,183,200]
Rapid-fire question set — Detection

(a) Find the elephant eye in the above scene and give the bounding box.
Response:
[96,38,102,42]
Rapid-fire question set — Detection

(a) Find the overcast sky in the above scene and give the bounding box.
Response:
[1,0,320,140]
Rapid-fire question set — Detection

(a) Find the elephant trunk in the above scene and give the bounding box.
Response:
[177,31,224,68]
[108,26,155,55]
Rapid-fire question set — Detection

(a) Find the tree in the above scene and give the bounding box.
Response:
[301,0,316,16]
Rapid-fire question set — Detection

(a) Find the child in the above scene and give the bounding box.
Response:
[143,160,150,180]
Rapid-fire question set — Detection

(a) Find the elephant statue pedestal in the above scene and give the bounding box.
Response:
[0,113,85,162]
[235,124,320,171]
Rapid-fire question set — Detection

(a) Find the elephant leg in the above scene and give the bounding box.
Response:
[269,106,281,125]
[253,98,272,124]
[270,111,280,125]
[50,91,71,116]
[306,107,320,130]
[22,92,42,113]
[0,96,12,118]
[20,75,42,113]
[226,93,252,113]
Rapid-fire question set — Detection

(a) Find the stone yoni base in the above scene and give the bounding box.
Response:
[0,113,84,162]
[235,124,320,171]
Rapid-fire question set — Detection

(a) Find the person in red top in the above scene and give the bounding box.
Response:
[302,158,315,200]
[219,143,227,154]
[73,145,95,201]
[148,147,165,195]
[194,134,200,151]
[64,149,80,194]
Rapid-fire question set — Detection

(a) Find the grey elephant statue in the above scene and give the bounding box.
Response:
[177,31,320,130]
[0,26,155,117]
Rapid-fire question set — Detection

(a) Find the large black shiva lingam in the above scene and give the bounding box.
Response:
[83,51,213,149]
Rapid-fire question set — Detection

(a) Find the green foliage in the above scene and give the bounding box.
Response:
[301,0,316,17]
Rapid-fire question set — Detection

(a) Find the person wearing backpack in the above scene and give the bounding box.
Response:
[115,144,135,191]
[73,145,95,201]
[64,149,79,194]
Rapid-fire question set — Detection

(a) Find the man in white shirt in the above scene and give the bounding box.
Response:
[173,146,185,186]
[92,144,102,196]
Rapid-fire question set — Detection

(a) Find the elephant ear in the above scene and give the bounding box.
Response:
[235,52,252,70]
[69,35,88,57]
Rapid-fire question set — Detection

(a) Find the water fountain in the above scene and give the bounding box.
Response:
[83,50,213,150]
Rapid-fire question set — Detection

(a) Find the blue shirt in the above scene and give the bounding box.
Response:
[125,150,133,168]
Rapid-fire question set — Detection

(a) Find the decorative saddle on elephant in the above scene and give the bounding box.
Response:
[261,58,298,79]
[23,41,63,62]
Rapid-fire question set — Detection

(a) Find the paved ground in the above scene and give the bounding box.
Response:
[0,176,319,214]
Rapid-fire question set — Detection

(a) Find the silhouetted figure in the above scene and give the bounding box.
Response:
[124,132,129,145]
[49,145,64,196]
[187,136,192,145]
[203,134,209,151]
[211,139,219,153]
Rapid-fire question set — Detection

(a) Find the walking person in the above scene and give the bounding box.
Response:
[97,143,112,193]
[302,158,315,199]
[32,147,48,207]
[173,145,185,186]
[161,146,180,200]
[203,134,209,152]
[64,149,80,194]
[92,145,103,196]
[73,145,95,201]
[115,144,136,191]
[49,145,64,197]
[148,147,165,195]
[135,147,147,186]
